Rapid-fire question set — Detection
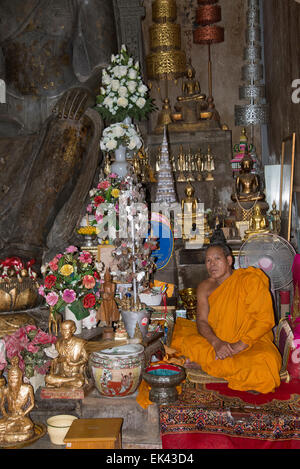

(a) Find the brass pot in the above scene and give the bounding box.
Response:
[0,278,41,312]
[179,288,197,321]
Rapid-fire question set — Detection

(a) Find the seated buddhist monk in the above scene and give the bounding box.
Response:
[171,242,282,394]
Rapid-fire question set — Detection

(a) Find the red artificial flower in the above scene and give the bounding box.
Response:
[93,271,100,280]
[44,274,57,288]
[94,195,105,206]
[83,293,96,309]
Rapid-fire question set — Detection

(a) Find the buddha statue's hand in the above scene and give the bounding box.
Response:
[52,87,94,121]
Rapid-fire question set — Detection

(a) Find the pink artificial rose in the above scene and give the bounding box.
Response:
[56,254,63,260]
[65,245,78,253]
[25,325,37,333]
[98,181,110,190]
[49,259,58,271]
[79,251,93,264]
[46,291,59,306]
[4,334,23,359]
[86,204,92,214]
[26,343,39,354]
[32,329,56,345]
[109,173,118,178]
[62,289,76,303]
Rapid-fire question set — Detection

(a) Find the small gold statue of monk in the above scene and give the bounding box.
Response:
[0,356,35,444]
[45,320,88,389]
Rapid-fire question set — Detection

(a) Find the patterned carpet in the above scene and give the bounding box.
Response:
[160,382,300,449]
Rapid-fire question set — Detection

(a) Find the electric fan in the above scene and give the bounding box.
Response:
[238,233,296,291]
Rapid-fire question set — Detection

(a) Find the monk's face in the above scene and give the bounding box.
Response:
[205,247,233,282]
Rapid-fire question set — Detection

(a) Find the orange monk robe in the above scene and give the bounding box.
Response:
[171,267,282,394]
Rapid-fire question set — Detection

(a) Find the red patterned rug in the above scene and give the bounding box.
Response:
[160,381,300,449]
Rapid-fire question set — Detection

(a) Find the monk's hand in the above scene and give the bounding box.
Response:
[228,341,248,356]
[213,339,234,360]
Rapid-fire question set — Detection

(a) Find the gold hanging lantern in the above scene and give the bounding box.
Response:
[146,0,187,132]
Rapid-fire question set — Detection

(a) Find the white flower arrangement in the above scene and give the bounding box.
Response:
[96,44,155,123]
[100,122,143,152]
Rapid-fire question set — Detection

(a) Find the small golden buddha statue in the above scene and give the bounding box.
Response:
[186,148,195,182]
[181,182,199,239]
[174,62,209,125]
[196,149,204,181]
[245,205,269,238]
[204,146,215,181]
[45,320,89,389]
[177,146,186,182]
[269,201,281,234]
[0,356,35,444]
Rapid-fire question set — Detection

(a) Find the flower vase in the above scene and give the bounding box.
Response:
[111,145,128,178]
[65,305,82,334]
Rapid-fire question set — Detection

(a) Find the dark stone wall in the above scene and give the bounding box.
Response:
[263,0,300,170]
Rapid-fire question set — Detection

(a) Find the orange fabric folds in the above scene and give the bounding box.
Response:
[171,267,282,393]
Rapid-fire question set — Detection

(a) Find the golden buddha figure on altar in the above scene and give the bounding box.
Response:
[244,205,270,238]
[180,182,200,240]
[228,153,269,223]
[167,61,221,133]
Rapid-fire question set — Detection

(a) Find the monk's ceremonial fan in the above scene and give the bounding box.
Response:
[238,233,296,291]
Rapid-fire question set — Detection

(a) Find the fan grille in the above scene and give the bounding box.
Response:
[238,233,296,290]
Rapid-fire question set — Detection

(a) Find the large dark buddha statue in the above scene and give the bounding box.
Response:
[0,0,117,266]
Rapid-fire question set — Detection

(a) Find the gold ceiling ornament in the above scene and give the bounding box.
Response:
[146,0,186,81]
[146,0,187,133]
[152,0,177,23]
[146,50,187,82]
[149,23,181,52]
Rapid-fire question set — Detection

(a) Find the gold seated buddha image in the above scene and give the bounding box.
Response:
[155,62,221,134]
[228,154,269,223]
[244,205,270,239]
